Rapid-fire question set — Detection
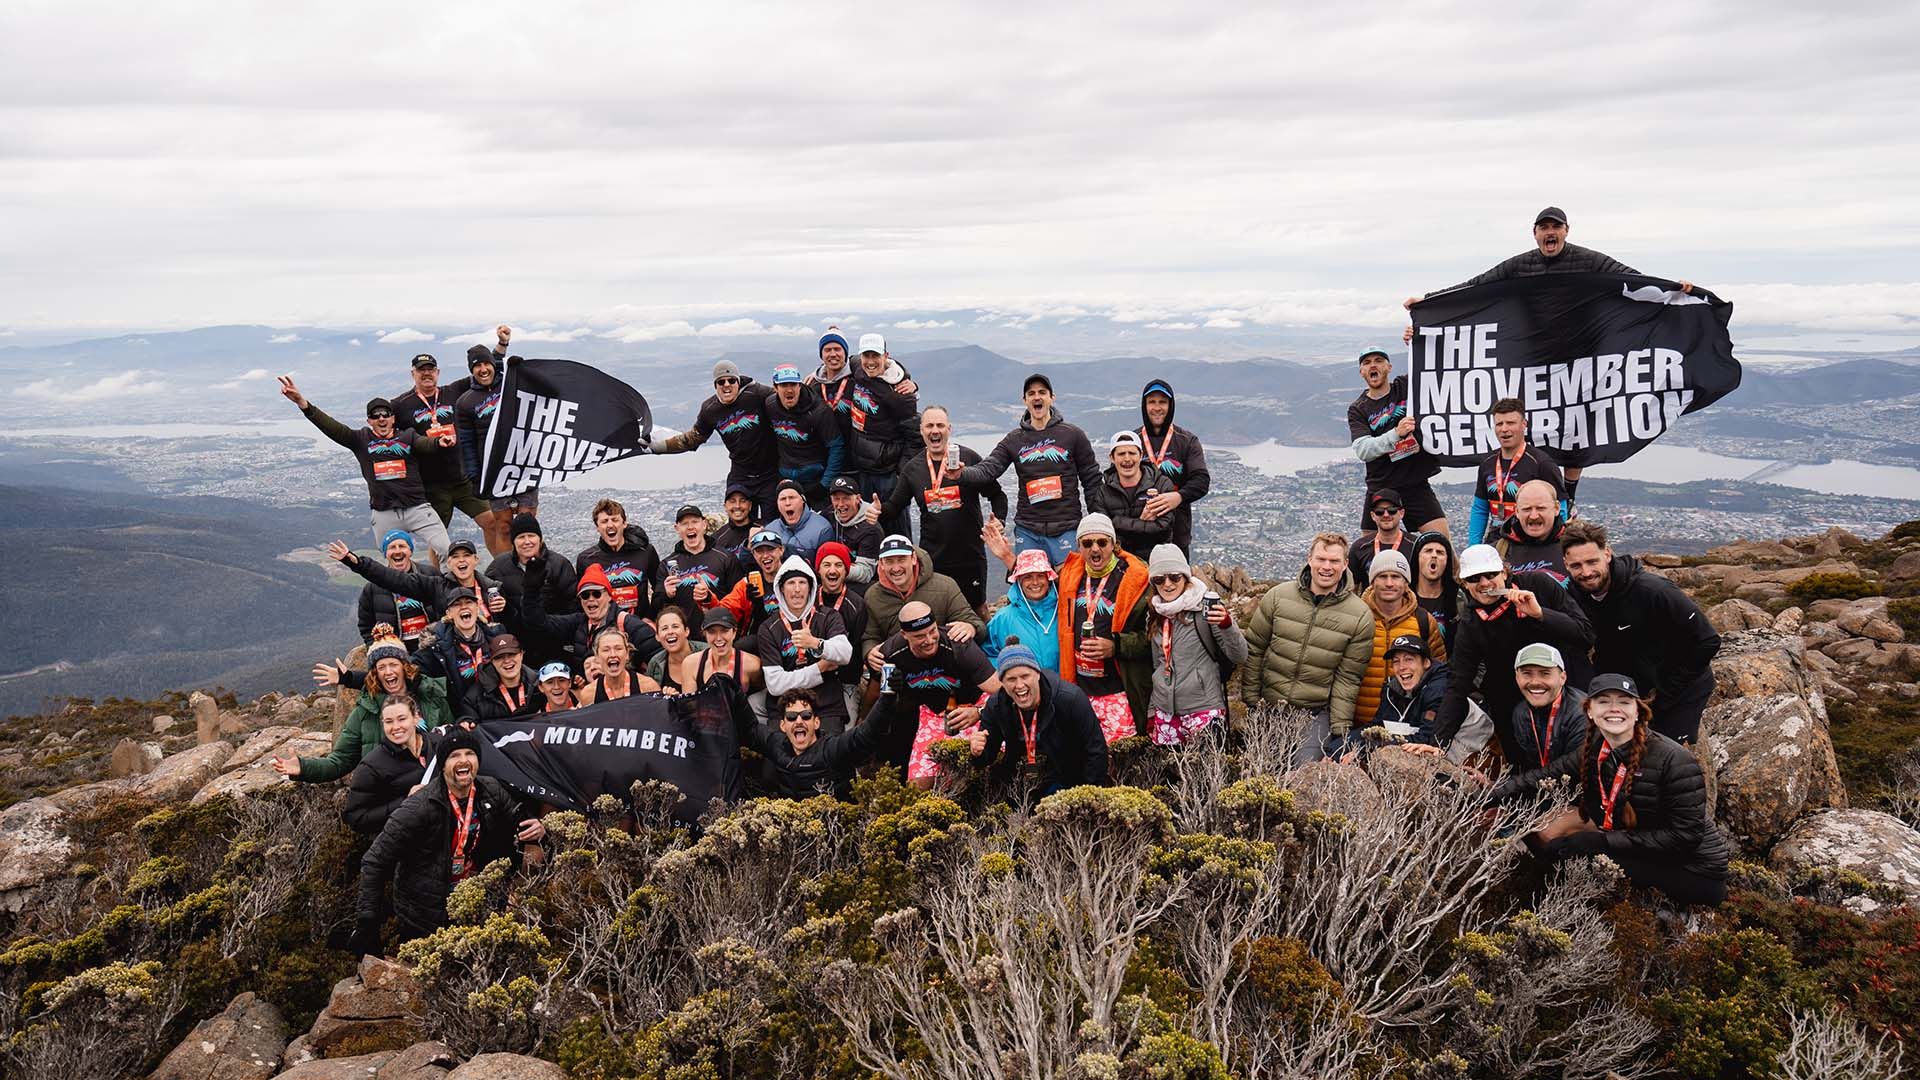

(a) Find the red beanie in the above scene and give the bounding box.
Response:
[576,563,612,595]
[815,541,853,571]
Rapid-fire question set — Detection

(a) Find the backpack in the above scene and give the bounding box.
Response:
[1194,610,1240,686]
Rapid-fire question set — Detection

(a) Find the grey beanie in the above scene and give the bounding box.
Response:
[1076,513,1116,542]
[1147,543,1189,579]
[1368,549,1412,583]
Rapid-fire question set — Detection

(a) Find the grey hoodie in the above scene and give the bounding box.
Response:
[1145,582,1248,719]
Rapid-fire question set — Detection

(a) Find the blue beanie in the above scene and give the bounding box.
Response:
[381,529,414,552]
[818,331,850,358]
[996,643,1042,678]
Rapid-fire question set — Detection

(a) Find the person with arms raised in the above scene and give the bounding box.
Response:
[282,376,453,563]
[1507,674,1728,906]
[352,530,439,651]
[960,372,1102,567]
[1087,431,1175,561]
[484,513,577,668]
[329,536,503,624]
[278,631,454,782]
[453,342,521,555]
[653,360,782,520]
[1433,543,1594,766]
[1561,519,1719,743]
[388,349,493,556]
[351,726,547,955]
[966,645,1109,797]
[876,404,1008,611]
[512,559,659,677]
[738,687,905,800]
[342,694,434,836]
[1240,533,1375,763]
[1347,349,1447,537]
[756,556,855,735]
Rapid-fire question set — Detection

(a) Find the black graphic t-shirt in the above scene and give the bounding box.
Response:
[875,633,996,765]
[1473,446,1565,542]
[1069,569,1125,697]
[1347,375,1440,490]
[393,378,471,488]
[692,383,779,478]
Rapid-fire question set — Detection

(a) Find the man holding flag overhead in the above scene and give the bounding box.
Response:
[475,356,656,505]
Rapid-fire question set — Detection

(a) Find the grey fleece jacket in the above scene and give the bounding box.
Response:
[1145,586,1248,718]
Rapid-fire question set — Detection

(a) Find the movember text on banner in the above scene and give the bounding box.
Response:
[1406,274,1740,468]
[477,357,654,499]
[436,679,749,822]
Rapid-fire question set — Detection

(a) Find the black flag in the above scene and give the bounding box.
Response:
[443,681,748,822]
[1407,274,1740,468]
[476,357,653,499]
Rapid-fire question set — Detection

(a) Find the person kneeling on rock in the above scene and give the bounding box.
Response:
[352,727,545,955]
[1504,674,1730,906]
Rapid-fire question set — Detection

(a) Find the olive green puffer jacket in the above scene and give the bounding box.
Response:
[297,674,454,783]
[1239,567,1375,734]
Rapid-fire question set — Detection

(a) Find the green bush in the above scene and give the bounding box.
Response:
[1785,572,1879,606]
[1649,928,1828,1079]
[1889,597,1920,640]
[1723,891,1920,1044]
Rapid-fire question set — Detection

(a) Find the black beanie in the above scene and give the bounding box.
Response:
[511,512,542,539]
[438,726,487,767]
[466,343,495,367]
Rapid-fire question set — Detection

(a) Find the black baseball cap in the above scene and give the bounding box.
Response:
[1589,673,1642,698]
[1022,372,1052,394]
[1384,634,1429,659]
[702,607,736,630]
[446,586,480,605]
[1535,206,1568,226]
[676,504,705,522]
[447,538,478,556]
[1369,488,1404,510]
[724,481,753,499]
[410,353,438,369]
[828,476,861,496]
[366,397,395,418]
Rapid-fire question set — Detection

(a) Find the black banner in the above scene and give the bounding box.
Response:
[437,681,747,821]
[476,358,653,499]
[1407,274,1740,468]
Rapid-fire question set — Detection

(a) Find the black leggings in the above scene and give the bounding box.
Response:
[1609,852,1727,906]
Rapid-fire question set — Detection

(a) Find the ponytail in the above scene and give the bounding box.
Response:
[1578,695,1654,829]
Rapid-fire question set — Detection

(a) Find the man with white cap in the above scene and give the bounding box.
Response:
[653,360,782,520]
[1241,532,1375,762]
[1053,512,1153,741]
[535,661,578,714]
[966,643,1109,797]
[1433,543,1594,766]
[847,333,922,537]
[1088,430,1175,561]
[862,533,985,666]
[1354,548,1448,730]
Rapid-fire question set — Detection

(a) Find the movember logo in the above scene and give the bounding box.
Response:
[478,358,653,499]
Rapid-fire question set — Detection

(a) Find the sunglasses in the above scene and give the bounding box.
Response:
[1079,538,1112,549]
[578,588,607,599]
[1150,574,1185,586]
[784,710,815,721]
[367,410,395,420]
[1463,572,1500,585]
[1371,505,1402,515]
[714,377,740,386]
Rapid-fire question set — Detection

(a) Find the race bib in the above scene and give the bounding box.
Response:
[1025,475,1063,503]
[924,485,962,513]
[611,584,640,611]
[851,406,869,431]
[1388,433,1420,461]
[399,613,428,639]
[372,459,408,481]
[426,422,454,440]
[1075,652,1106,679]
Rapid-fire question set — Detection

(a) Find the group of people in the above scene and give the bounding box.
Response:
[277,207,1732,955]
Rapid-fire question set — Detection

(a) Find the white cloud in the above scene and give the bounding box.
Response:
[1144,321,1199,330]
[442,326,595,345]
[604,320,698,343]
[267,332,300,343]
[15,368,161,402]
[235,367,270,380]
[889,318,955,330]
[695,318,814,337]
[377,327,435,344]
[1202,316,1244,329]
[348,338,362,346]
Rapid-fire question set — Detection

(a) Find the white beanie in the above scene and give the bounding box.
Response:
[1368,549,1412,583]
[1076,513,1116,542]
[1147,543,1189,579]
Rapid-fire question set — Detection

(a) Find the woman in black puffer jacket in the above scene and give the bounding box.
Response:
[1522,673,1730,905]
[342,694,433,835]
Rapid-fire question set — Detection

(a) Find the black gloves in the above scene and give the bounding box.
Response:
[349,916,383,958]
[1549,830,1610,857]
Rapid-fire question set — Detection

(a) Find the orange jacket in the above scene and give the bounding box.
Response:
[1054,551,1151,686]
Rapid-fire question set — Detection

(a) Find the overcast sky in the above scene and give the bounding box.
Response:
[4,2,1917,337]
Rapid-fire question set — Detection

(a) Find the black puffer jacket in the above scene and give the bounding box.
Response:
[1574,555,1721,708]
[736,697,899,799]
[846,373,920,474]
[342,738,431,835]
[1086,466,1174,560]
[973,669,1109,796]
[1551,731,1729,881]
[1492,686,1590,793]
[1434,569,1594,761]
[357,773,528,932]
